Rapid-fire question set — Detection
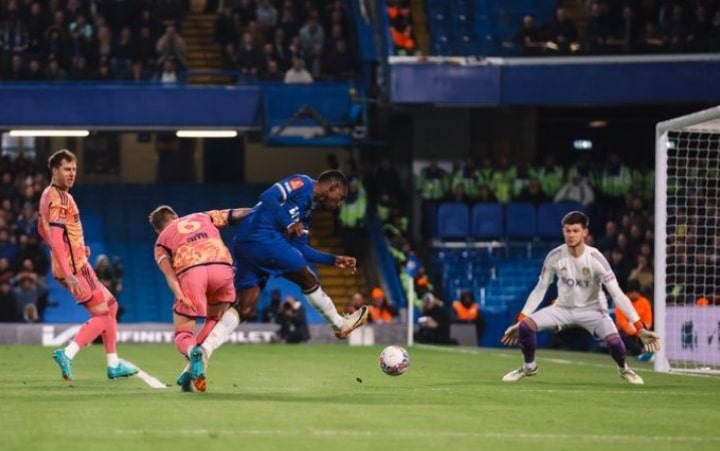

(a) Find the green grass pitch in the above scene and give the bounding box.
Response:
[0,344,718,451]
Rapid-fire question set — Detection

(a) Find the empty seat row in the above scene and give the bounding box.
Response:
[435,201,586,240]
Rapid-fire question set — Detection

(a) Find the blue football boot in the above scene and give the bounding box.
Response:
[176,371,193,392]
[107,361,138,379]
[189,346,207,392]
[52,349,74,381]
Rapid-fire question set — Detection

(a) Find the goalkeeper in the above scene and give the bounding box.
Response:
[501,211,660,385]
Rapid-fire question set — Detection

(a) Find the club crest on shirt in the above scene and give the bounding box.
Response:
[582,267,590,277]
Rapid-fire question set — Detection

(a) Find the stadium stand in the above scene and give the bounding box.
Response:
[419,0,720,56]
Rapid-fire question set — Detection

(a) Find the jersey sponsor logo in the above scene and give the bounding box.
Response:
[187,232,209,243]
[560,276,593,288]
[288,205,300,222]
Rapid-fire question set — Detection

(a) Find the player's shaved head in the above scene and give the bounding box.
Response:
[317,169,347,188]
[48,149,77,169]
[149,205,178,232]
[315,170,348,210]
[562,210,589,229]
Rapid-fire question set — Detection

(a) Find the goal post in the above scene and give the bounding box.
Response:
[655,106,720,374]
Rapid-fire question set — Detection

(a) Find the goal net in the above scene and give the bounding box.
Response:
[655,106,720,374]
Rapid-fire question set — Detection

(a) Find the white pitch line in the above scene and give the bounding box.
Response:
[113,429,720,443]
[120,359,167,389]
[413,344,715,378]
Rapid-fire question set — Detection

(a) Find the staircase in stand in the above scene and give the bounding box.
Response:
[410,0,430,55]
[310,211,367,309]
[182,13,231,85]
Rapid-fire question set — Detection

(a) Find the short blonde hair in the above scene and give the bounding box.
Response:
[148,205,178,231]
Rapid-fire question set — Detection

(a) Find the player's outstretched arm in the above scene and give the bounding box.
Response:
[290,233,337,266]
[229,208,252,224]
[602,273,661,352]
[501,277,549,346]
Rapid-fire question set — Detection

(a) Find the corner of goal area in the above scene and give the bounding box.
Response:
[119,359,168,389]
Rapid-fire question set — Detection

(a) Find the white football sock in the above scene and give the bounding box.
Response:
[65,341,80,359]
[201,308,240,358]
[304,286,344,330]
[106,353,120,368]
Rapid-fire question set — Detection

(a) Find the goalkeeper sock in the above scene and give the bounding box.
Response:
[201,308,240,358]
[607,336,627,368]
[518,321,537,364]
[304,286,344,330]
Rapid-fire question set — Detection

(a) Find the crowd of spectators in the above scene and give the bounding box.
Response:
[0,152,51,322]
[0,0,189,82]
[516,1,720,56]
[214,0,357,83]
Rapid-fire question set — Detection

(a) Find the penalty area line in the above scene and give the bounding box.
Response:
[120,359,167,389]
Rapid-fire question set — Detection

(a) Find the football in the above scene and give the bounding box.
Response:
[379,345,410,376]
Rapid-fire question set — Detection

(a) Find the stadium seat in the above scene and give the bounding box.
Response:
[437,202,470,239]
[505,202,537,239]
[537,202,585,239]
[470,203,503,239]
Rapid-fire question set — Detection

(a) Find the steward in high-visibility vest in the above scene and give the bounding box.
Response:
[368,287,399,323]
[417,160,449,201]
[599,154,632,198]
[451,291,486,344]
[531,156,565,197]
[338,180,367,229]
[489,157,517,204]
[452,157,482,200]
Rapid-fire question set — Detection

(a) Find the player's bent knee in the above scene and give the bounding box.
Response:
[521,318,538,332]
[286,267,319,291]
[85,289,112,315]
[207,302,230,321]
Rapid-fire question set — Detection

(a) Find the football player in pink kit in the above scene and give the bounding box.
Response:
[150,205,250,392]
[40,149,137,381]
[501,211,660,385]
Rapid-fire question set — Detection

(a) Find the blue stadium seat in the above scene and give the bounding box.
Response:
[505,202,537,239]
[437,202,470,239]
[537,202,585,239]
[470,203,503,239]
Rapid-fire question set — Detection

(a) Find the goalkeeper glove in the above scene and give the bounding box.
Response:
[638,328,660,352]
[501,314,526,347]
[501,323,519,346]
[634,321,660,352]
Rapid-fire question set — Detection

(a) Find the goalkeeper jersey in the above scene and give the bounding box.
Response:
[520,244,639,324]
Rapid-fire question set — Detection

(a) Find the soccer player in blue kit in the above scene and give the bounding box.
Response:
[232,170,369,339]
